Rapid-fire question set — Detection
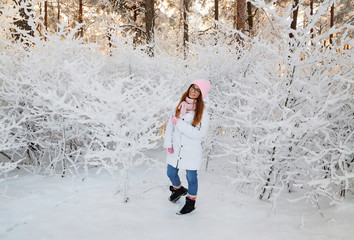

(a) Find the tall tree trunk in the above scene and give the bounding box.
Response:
[57,0,60,22]
[79,0,83,38]
[145,0,154,56]
[236,0,246,32]
[44,1,47,40]
[38,2,42,35]
[310,0,314,39]
[133,4,138,46]
[44,1,48,30]
[214,0,219,46]
[215,0,219,22]
[247,1,253,35]
[289,0,299,39]
[287,0,299,88]
[329,3,334,45]
[183,0,189,60]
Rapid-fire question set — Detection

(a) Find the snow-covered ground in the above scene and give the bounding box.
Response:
[1,151,353,240]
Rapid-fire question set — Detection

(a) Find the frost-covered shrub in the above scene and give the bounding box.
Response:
[187,5,354,208]
[0,27,181,201]
[0,12,201,200]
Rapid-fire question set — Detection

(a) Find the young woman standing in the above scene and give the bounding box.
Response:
[164,79,211,215]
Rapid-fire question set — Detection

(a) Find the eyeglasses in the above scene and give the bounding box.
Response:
[190,84,201,94]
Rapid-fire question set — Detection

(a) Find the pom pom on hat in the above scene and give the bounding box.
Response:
[192,79,211,99]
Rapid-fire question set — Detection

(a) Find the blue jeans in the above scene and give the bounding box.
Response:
[167,164,198,196]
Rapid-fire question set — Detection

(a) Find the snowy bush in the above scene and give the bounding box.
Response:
[188,3,354,209]
[0,25,182,201]
[0,1,197,200]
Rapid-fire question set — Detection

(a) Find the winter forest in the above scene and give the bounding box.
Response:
[0,0,353,239]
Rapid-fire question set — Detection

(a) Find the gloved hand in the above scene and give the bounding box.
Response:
[165,148,174,154]
[171,116,179,125]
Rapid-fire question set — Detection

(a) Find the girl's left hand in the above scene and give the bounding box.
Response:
[165,148,174,154]
[171,116,179,125]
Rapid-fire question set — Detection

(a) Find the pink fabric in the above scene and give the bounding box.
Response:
[192,79,211,99]
[166,148,174,154]
[171,116,179,125]
[178,97,196,115]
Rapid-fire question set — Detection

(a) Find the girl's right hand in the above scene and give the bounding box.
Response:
[171,116,179,125]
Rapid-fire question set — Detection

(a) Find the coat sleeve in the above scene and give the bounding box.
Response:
[163,111,175,148]
[175,109,209,139]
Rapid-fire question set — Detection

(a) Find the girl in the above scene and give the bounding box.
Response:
[164,79,211,215]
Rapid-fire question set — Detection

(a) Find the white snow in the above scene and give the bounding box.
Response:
[1,151,353,240]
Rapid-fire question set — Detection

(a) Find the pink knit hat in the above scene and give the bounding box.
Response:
[192,79,211,99]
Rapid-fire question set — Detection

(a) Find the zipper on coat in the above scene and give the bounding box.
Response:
[176,131,183,168]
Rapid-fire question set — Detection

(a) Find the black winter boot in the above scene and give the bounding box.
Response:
[169,185,188,203]
[178,197,196,215]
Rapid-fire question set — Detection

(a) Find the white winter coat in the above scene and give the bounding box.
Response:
[164,108,210,170]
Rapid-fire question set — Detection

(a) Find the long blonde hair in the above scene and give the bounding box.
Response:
[175,85,205,127]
